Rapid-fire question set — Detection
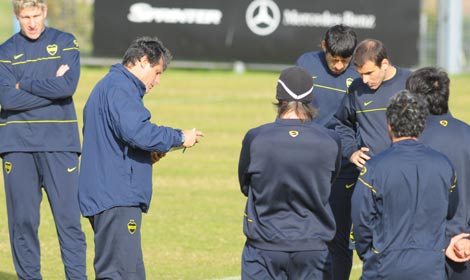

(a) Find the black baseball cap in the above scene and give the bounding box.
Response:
[276,67,313,103]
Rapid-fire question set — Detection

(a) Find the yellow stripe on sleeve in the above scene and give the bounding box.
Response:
[358,177,376,193]
[0,120,78,126]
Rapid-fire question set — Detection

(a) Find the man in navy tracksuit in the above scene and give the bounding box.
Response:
[78,37,203,279]
[332,39,411,266]
[352,90,459,279]
[0,1,86,279]
[333,39,411,170]
[296,25,359,279]
[239,67,341,279]
[406,67,470,280]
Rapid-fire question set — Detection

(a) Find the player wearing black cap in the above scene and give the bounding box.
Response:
[238,66,341,279]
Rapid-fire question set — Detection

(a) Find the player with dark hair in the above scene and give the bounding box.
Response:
[0,0,86,278]
[78,36,203,279]
[296,24,359,280]
[333,39,411,170]
[296,24,358,126]
[352,90,458,279]
[331,39,410,277]
[406,66,470,280]
[239,66,341,279]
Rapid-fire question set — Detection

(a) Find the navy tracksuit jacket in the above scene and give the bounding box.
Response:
[79,64,183,217]
[238,118,341,251]
[352,139,458,280]
[0,27,81,153]
[420,113,470,279]
[334,67,411,159]
[296,51,359,128]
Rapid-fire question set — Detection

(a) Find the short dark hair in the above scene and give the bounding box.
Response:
[405,67,450,115]
[122,36,173,70]
[386,90,429,138]
[353,39,388,68]
[324,25,357,58]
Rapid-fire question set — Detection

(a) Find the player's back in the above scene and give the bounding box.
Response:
[241,119,340,251]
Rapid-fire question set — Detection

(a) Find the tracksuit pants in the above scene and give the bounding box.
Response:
[446,258,470,280]
[89,206,145,280]
[242,243,331,280]
[327,177,356,280]
[2,152,87,280]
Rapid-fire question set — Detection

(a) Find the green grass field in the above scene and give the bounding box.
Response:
[0,66,469,280]
[0,1,13,44]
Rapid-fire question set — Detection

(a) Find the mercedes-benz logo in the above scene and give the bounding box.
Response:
[245,0,281,36]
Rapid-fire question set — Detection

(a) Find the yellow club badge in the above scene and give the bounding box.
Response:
[346,77,354,89]
[289,130,299,138]
[46,44,58,56]
[128,219,137,234]
[440,120,448,127]
[4,162,12,174]
[360,166,367,176]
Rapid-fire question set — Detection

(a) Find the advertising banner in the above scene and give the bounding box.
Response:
[93,0,420,67]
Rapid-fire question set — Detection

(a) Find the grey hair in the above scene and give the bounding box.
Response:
[386,90,429,138]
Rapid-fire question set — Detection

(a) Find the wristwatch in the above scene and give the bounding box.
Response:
[180,131,185,145]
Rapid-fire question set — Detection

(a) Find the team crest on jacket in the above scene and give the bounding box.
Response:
[360,166,367,176]
[440,120,448,127]
[46,44,58,56]
[4,162,12,174]
[346,77,354,89]
[289,130,299,137]
[128,219,137,234]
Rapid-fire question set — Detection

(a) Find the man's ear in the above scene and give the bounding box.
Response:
[387,123,394,140]
[381,58,390,70]
[321,40,327,52]
[43,5,48,18]
[139,57,149,69]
